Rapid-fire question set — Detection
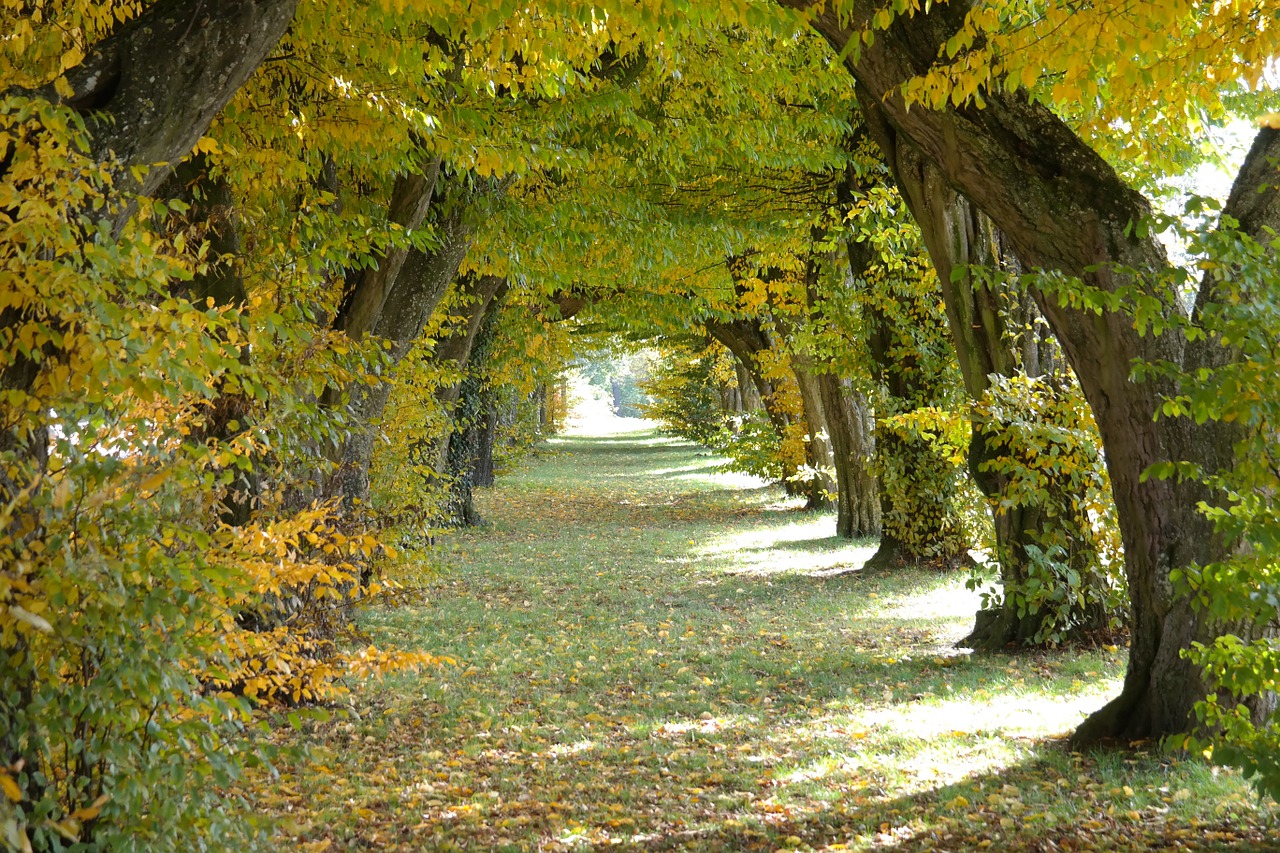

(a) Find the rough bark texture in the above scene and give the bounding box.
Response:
[1,0,295,816]
[735,361,763,412]
[327,207,474,504]
[860,107,1111,648]
[784,0,1280,739]
[817,373,880,538]
[34,0,298,199]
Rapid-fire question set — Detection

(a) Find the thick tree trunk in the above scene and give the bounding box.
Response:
[1,0,295,816]
[2,0,297,457]
[791,361,837,510]
[785,0,1280,739]
[327,210,473,504]
[705,318,804,494]
[22,0,298,200]
[816,373,880,538]
[734,361,763,412]
[861,116,1112,648]
[471,392,499,489]
[799,251,879,537]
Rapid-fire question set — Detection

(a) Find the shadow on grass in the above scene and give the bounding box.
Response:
[267,421,1276,851]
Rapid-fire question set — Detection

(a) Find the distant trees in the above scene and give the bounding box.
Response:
[4,0,1279,844]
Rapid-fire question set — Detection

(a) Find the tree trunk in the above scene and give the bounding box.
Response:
[798,251,879,537]
[705,318,804,494]
[331,157,443,340]
[22,0,298,201]
[426,276,509,526]
[443,297,508,526]
[160,153,259,527]
[471,392,499,489]
[2,0,297,467]
[860,114,1113,648]
[327,208,473,504]
[841,213,969,570]
[817,373,880,538]
[735,361,762,412]
[1,0,295,816]
[791,361,837,510]
[785,0,1280,739]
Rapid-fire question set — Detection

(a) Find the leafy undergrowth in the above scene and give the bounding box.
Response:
[245,422,1279,851]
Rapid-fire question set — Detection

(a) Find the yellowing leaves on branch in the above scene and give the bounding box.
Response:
[4,0,1280,847]
[891,0,1280,169]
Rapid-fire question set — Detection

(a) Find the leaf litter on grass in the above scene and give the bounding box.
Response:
[250,424,1279,851]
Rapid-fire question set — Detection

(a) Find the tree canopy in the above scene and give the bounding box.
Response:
[4,0,1280,846]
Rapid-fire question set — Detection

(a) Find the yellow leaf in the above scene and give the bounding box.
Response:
[70,793,109,821]
[0,770,21,803]
[139,470,167,493]
[1257,112,1280,129]
[52,478,72,509]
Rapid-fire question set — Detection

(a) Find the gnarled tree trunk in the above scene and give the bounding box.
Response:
[862,117,1113,649]
[785,0,1280,739]
[705,318,805,496]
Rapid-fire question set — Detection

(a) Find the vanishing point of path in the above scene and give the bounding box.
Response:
[259,421,1276,852]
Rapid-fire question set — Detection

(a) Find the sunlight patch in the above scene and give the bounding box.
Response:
[695,519,878,576]
[546,739,598,759]
[859,685,1121,741]
[881,583,985,624]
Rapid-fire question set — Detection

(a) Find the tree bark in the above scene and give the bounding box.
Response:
[705,318,804,494]
[331,157,444,340]
[327,206,474,504]
[442,294,508,526]
[0,0,295,817]
[860,108,1112,648]
[817,373,880,538]
[20,0,298,200]
[159,153,259,527]
[426,275,509,526]
[784,0,1280,739]
[841,208,969,569]
[799,250,879,537]
[790,360,837,510]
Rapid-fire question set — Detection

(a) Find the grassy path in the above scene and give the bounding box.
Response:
[260,424,1276,851]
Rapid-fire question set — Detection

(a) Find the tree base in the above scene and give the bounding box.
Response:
[960,604,1114,653]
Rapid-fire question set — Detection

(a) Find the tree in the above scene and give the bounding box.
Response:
[780,0,1280,740]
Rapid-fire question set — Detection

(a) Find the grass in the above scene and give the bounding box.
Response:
[250,422,1278,851]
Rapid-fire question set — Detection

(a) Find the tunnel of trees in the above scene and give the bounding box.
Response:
[3,0,1280,847]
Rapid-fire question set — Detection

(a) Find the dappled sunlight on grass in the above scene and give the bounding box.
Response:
[254,425,1280,851]
[878,581,985,626]
[696,517,880,577]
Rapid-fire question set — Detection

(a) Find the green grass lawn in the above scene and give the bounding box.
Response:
[253,423,1278,851]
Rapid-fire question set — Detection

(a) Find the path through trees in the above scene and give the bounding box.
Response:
[254,420,1273,850]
